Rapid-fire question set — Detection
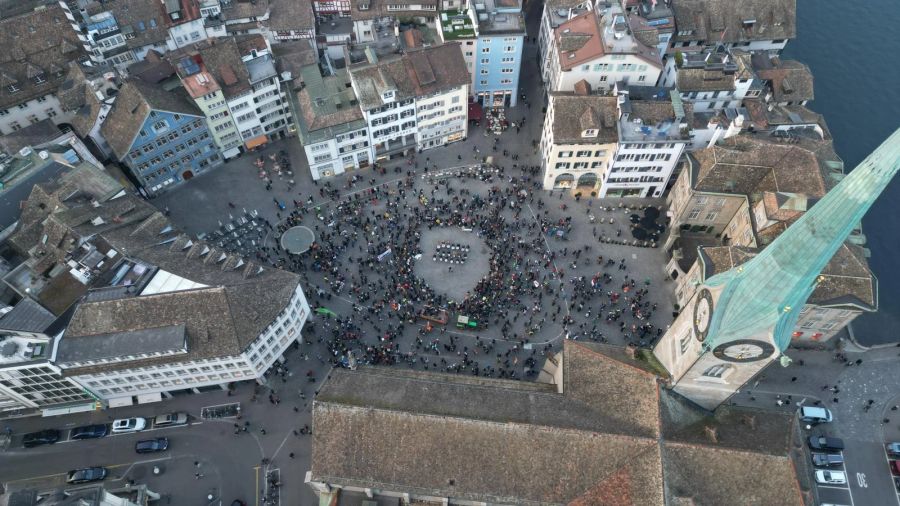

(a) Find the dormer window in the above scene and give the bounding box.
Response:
[33,74,46,84]
[582,129,597,137]
[568,53,576,59]
[359,2,370,9]
[7,84,19,93]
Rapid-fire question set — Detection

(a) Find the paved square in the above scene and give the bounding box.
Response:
[414,228,490,301]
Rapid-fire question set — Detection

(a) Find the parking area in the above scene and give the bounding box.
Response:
[806,434,900,506]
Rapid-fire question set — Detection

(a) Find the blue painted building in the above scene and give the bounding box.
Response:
[101,79,222,195]
[438,0,526,108]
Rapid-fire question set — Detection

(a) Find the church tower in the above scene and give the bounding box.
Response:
[654,128,900,410]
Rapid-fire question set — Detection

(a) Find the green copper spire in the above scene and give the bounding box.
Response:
[703,128,900,352]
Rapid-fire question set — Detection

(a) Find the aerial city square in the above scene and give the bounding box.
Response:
[0,0,898,505]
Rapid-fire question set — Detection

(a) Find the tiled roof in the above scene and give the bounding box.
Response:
[221,0,270,20]
[676,67,736,92]
[350,43,468,111]
[555,10,603,71]
[754,56,814,103]
[105,0,168,51]
[671,0,796,44]
[167,37,252,99]
[100,79,203,159]
[311,341,803,505]
[0,4,87,110]
[690,135,828,196]
[266,0,314,32]
[549,93,618,144]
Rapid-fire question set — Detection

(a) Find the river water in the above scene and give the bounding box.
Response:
[781,0,900,345]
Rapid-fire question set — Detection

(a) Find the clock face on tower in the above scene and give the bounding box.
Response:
[712,339,776,363]
[692,288,713,342]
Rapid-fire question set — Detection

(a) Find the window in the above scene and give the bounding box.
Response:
[7,84,20,93]
[500,79,512,84]
[504,46,515,53]
[481,47,490,53]
[479,80,488,85]
[704,211,719,221]
[501,68,514,74]
[687,207,702,220]
[679,333,690,354]
[638,75,646,82]
[480,69,489,75]
[481,58,490,64]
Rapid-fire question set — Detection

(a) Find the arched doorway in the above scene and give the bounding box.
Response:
[577,172,598,189]
[182,170,194,180]
[553,173,575,189]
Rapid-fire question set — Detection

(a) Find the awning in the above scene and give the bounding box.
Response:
[137,392,163,404]
[245,134,268,150]
[222,146,242,159]
[468,101,483,121]
[41,401,97,417]
[108,396,134,408]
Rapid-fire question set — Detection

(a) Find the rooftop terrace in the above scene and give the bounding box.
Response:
[439,9,476,40]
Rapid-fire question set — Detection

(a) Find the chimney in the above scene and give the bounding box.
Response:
[703,425,719,443]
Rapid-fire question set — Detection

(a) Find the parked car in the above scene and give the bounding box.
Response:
[812,453,844,468]
[887,442,900,456]
[894,476,900,491]
[815,470,847,485]
[135,437,169,453]
[70,424,109,440]
[808,436,844,452]
[111,417,147,434]
[153,412,188,427]
[66,467,107,484]
[22,429,60,448]
[891,460,900,476]
[799,406,833,424]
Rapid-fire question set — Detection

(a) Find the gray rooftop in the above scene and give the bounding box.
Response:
[245,54,277,84]
[0,298,56,334]
[56,323,186,364]
[0,158,73,232]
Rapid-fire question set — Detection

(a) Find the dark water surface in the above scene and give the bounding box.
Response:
[782,0,900,345]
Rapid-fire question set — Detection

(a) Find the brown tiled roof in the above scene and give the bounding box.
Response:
[221,0,270,20]
[549,93,618,144]
[0,4,87,110]
[100,79,203,159]
[676,67,735,92]
[690,135,828,196]
[671,0,796,44]
[266,0,314,32]
[168,37,253,99]
[555,10,603,71]
[63,287,243,375]
[311,341,802,505]
[662,443,802,505]
[350,43,468,111]
[756,59,814,103]
[106,0,168,51]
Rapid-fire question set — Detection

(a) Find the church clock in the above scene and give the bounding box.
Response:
[692,288,713,342]
[712,339,776,363]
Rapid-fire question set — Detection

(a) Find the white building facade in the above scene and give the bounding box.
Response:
[60,284,310,407]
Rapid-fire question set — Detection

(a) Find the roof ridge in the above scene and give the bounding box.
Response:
[315,400,661,443]
[663,439,792,458]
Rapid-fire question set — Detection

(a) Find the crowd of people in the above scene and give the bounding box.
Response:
[234,156,672,381]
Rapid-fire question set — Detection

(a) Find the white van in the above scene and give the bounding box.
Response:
[799,406,833,424]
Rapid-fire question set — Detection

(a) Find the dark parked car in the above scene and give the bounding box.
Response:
[135,437,169,453]
[22,429,60,448]
[808,436,845,452]
[812,452,844,467]
[70,424,108,440]
[66,467,107,484]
